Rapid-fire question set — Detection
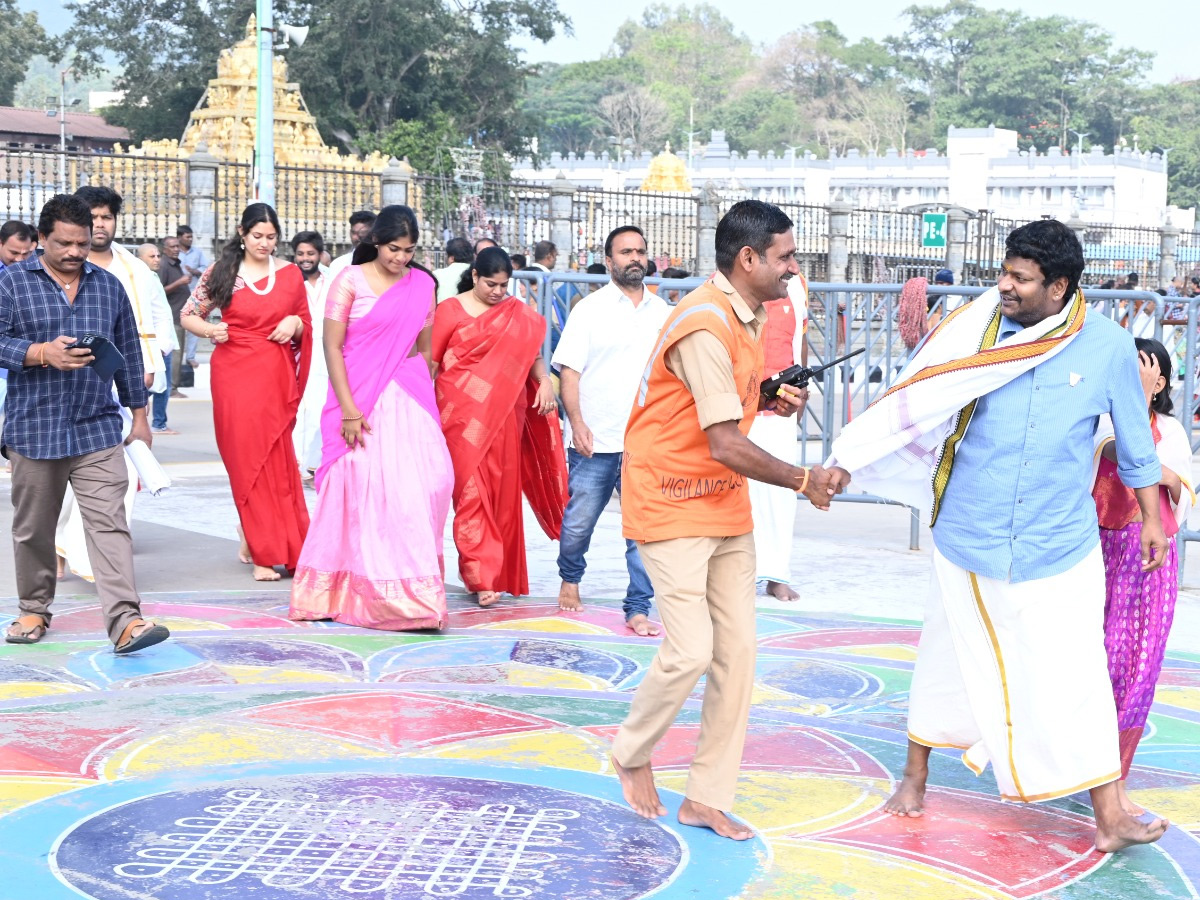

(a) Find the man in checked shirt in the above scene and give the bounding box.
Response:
[0,194,169,654]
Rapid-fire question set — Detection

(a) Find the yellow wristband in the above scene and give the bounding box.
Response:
[795,467,811,494]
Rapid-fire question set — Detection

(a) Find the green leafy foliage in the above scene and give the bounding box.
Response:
[0,0,50,107]
[60,0,566,154]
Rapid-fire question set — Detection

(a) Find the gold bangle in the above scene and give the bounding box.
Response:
[795,466,811,494]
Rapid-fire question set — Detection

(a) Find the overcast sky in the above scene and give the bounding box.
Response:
[516,0,1197,86]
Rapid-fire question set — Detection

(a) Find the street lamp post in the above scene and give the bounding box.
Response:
[1069,129,1088,216]
[254,0,275,207]
[785,145,803,203]
[56,68,79,193]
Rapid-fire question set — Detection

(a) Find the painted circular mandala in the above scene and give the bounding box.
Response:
[54,773,683,899]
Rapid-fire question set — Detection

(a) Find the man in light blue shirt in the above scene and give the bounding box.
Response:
[828,220,1170,853]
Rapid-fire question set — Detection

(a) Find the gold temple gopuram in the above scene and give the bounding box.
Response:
[123,16,385,173]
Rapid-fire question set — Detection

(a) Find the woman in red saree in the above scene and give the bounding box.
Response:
[181,203,312,582]
[432,247,568,606]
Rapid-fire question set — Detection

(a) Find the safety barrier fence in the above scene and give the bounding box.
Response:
[2,149,1187,291]
[514,272,1200,567]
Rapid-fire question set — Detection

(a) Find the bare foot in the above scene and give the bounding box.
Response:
[236,525,252,565]
[1095,814,1168,852]
[766,580,800,601]
[477,591,500,607]
[558,581,583,611]
[57,555,66,579]
[253,565,282,582]
[1117,779,1145,817]
[626,614,660,637]
[884,769,928,817]
[677,798,754,840]
[611,755,666,819]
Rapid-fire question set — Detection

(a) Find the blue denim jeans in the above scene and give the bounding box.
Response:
[557,449,653,620]
[184,330,200,363]
[151,351,172,429]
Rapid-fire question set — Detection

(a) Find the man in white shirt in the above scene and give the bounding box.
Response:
[551,226,669,636]
[432,237,473,304]
[291,231,330,473]
[326,210,376,285]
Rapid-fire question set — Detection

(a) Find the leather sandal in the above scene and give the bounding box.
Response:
[5,616,47,644]
[114,620,170,655]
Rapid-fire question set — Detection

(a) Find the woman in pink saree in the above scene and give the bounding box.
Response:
[290,206,453,630]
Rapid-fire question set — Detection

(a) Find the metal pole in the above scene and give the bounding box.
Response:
[255,0,275,207]
[58,70,67,192]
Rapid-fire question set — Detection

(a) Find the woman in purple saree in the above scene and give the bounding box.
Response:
[290,206,453,630]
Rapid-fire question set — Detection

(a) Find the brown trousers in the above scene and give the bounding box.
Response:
[612,532,757,810]
[10,444,144,644]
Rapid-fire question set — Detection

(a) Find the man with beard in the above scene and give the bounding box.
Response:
[551,226,669,635]
[73,187,175,402]
[612,201,834,838]
[290,230,328,475]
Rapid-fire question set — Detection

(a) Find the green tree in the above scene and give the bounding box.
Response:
[1129,81,1200,210]
[887,2,1151,151]
[62,0,568,156]
[0,0,49,107]
[521,58,643,157]
[611,4,753,137]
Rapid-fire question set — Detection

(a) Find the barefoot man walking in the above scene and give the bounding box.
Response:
[612,201,836,839]
[826,219,1169,852]
[552,225,669,635]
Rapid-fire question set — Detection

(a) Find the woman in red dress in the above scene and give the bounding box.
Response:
[181,203,312,581]
[432,247,567,606]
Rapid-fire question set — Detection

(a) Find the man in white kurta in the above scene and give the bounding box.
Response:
[747,275,809,600]
[289,231,330,475]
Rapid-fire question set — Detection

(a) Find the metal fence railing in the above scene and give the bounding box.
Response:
[411,176,551,268]
[846,209,945,283]
[214,161,253,244]
[275,165,380,255]
[1078,223,1163,285]
[572,187,698,272]
[521,275,1200,567]
[965,212,1021,284]
[0,150,188,242]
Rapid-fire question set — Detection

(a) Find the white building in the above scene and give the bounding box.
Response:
[511,127,1193,230]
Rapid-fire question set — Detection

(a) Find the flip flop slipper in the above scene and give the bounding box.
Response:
[114,623,170,655]
[5,620,47,644]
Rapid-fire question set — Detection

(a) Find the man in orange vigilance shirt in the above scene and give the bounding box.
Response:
[611,201,837,840]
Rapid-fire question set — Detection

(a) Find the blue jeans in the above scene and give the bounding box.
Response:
[184,330,199,363]
[152,352,172,429]
[557,449,653,620]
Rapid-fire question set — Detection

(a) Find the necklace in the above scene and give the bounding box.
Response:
[46,267,80,293]
[239,255,277,295]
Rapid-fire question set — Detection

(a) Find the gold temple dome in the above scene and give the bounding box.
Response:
[640,143,691,193]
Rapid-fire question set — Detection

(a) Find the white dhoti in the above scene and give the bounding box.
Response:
[910,543,1121,802]
[56,453,138,583]
[293,373,328,473]
[293,276,330,474]
[747,412,797,584]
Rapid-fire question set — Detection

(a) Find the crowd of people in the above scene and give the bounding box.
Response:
[0,190,1193,853]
